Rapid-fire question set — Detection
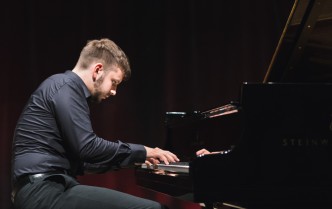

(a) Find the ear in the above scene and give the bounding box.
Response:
[92,63,104,81]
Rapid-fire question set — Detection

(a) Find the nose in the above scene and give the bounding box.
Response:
[110,90,116,96]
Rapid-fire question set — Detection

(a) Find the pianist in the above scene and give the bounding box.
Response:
[11,38,178,209]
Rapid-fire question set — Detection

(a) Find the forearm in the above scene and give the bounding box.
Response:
[83,143,146,174]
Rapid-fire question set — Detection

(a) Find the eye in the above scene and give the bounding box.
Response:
[112,80,120,86]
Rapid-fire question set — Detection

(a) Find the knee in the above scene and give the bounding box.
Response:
[148,201,167,209]
[160,204,169,209]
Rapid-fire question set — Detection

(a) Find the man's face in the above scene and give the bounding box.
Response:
[91,66,124,103]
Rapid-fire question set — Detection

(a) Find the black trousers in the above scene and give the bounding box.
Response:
[13,174,164,209]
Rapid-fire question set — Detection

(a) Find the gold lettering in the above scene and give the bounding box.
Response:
[322,139,329,145]
[290,138,295,146]
[312,139,318,146]
[305,138,310,146]
[282,138,288,146]
[281,138,329,147]
[298,139,303,146]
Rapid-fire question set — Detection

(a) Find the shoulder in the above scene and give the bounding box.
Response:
[40,71,90,99]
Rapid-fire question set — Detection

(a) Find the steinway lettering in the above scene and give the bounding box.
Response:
[282,138,329,146]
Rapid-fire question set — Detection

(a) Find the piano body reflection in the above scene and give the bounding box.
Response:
[136,0,332,208]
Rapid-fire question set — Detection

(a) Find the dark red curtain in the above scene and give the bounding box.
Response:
[1,1,293,208]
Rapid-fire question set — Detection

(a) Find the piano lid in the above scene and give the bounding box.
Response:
[264,0,332,83]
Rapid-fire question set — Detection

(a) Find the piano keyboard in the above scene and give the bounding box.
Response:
[141,161,189,174]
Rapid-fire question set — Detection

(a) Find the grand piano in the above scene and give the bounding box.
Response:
[135,0,332,208]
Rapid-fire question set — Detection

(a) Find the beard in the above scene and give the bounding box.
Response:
[89,91,102,103]
[89,75,105,103]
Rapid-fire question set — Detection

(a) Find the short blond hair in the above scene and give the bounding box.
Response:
[77,38,131,80]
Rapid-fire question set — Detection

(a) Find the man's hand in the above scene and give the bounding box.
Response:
[196,148,224,157]
[196,148,211,156]
[144,146,179,165]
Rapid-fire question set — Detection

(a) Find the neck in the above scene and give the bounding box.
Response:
[72,67,94,93]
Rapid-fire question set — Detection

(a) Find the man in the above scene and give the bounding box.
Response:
[11,38,179,209]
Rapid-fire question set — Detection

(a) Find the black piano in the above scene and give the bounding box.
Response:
[135,0,332,208]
